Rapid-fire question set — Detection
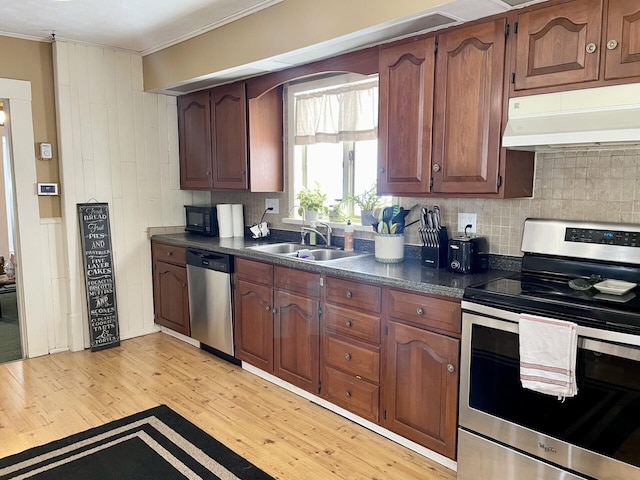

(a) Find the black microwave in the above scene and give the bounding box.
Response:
[184,205,218,236]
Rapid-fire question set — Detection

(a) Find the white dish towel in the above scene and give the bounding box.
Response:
[519,313,578,400]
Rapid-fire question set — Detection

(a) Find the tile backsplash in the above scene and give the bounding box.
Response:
[211,148,640,258]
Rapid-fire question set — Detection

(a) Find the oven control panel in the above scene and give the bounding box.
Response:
[565,228,640,247]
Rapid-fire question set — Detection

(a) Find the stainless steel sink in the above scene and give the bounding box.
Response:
[246,242,367,262]
[246,242,306,254]
[284,248,364,262]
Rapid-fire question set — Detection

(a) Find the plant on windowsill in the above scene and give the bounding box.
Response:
[296,181,329,221]
[346,184,385,226]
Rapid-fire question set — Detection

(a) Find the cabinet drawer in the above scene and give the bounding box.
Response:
[325,276,381,314]
[152,241,186,266]
[386,288,461,335]
[322,366,379,423]
[275,266,321,298]
[235,258,273,286]
[324,303,380,344]
[323,333,380,382]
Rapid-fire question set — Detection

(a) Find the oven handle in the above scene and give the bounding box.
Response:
[462,311,640,363]
[580,337,640,362]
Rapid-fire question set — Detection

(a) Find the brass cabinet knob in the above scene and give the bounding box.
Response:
[344,353,351,361]
[272,308,278,314]
[432,164,441,172]
[379,167,385,173]
[607,39,618,50]
[345,320,352,328]
[586,43,597,54]
[346,291,353,298]
[447,363,455,373]
[265,305,270,311]
[416,307,424,315]
[345,391,352,398]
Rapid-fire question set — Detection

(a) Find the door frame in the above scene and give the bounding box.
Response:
[1,78,49,358]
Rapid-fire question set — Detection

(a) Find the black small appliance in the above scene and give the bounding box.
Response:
[184,205,218,236]
[447,235,488,274]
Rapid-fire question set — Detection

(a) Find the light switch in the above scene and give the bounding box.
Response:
[39,143,52,159]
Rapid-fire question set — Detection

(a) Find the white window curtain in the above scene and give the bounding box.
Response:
[295,78,378,145]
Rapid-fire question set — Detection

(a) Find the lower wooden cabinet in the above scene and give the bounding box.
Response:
[382,319,460,460]
[235,279,274,372]
[151,241,190,336]
[234,262,462,461]
[273,266,321,394]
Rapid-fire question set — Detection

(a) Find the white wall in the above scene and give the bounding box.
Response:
[51,41,206,352]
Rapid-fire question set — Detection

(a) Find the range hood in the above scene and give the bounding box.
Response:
[502,84,640,150]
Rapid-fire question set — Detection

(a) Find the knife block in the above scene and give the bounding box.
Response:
[421,227,448,269]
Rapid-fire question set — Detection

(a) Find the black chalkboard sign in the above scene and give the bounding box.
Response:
[77,203,120,351]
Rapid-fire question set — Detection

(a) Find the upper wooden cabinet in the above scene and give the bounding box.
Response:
[604,0,640,80]
[378,37,435,195]
[178,90,212,190]
[431,19,506,195]
[210,82,248,190]
[178,82,283,191]
[513,0,640,92]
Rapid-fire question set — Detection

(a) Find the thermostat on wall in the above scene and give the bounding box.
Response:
[39,143,52,159]
[37,183,59,196]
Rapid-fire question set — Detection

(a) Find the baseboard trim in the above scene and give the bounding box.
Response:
[159,327,200,348]
[242,362,457,472]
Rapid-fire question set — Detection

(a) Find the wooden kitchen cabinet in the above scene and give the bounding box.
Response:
[151,241,190,336]
[383,320,459,460]
[431,18,508,195]
[321,276,382,422]
[382,288,461,460]
[178,82,283,191]
[234,258,274,372]
[513,0,640,91]
[210,82,248,189]
[274,266,321,394]
[377,37,436,195]
[178,90,212,190]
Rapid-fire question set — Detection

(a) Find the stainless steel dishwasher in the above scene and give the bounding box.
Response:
[186,248,235,359]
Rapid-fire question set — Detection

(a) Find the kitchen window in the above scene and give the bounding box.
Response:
[286,74,388,222]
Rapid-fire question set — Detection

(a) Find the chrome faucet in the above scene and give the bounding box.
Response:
[316,221,333,247]
[300,226,328,246]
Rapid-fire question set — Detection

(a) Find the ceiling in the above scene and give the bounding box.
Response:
[0,0,283,54]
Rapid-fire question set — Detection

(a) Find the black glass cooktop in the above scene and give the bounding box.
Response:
[464,273,640,334]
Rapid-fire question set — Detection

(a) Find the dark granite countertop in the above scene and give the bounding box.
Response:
[151,233,515,299]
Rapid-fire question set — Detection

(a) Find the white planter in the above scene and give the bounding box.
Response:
[304,209,319,222]
[374,233,405,263]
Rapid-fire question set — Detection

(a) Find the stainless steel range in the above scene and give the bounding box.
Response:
[458,219,640,480]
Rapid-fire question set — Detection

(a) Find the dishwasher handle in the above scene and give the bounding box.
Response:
[186,248,234,273]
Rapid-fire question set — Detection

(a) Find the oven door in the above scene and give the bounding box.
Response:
[459,302,640,480]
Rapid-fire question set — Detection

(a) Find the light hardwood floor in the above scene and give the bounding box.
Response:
[0,333,456,479]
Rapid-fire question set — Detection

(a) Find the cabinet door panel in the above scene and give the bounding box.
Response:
[605,0,640,80]
[211,82,248,190]
[274,290,320,393]
[378,38,435,194]
[432,19,504,194]
[153,261,190,336]
[514,0,603,90]
[234,280,274,372]
[178,91,212,189]
[383,321,459,459]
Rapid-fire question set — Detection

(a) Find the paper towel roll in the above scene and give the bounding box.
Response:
[217,204,233,238]
[232,204,244,237]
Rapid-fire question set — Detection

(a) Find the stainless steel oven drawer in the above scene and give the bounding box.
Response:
[458,429,588,480]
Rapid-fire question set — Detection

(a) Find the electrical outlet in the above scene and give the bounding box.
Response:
[265,198,279,214]
[457,213,477,234]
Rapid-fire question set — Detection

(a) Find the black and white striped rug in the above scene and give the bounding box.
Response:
[0,405,274,480]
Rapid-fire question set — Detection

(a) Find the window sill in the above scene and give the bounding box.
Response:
[282,217,375,233]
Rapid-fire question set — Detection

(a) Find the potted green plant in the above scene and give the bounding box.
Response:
[348,184,385,226]
[296,181,328,221]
